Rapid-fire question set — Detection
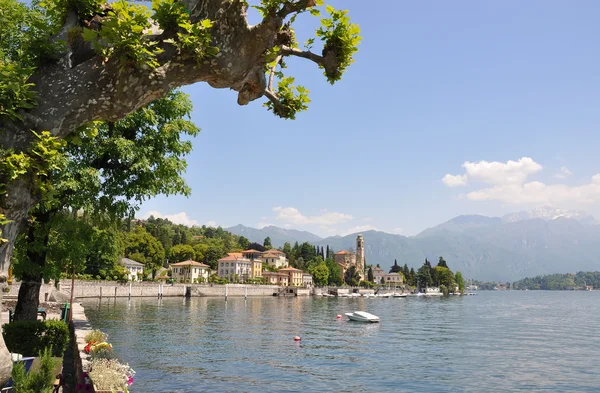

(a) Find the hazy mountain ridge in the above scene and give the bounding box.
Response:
[226,207,600,282]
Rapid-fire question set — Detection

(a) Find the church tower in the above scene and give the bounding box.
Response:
[356,234,365,280]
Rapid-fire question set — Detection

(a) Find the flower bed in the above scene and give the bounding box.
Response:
[70,304,135,393]
[75,330,135,392]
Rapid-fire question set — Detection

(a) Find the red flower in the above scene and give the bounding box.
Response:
[84,344,91,354]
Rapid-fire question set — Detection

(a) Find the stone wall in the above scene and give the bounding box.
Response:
[190,284,280,297]
[64,280,185,299]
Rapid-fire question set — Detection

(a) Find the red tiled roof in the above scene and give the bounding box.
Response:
[242,249,263,254]
[279,267,303,272]
[262,271,288,277]
[334,250,352,255]
[170,260,209,267]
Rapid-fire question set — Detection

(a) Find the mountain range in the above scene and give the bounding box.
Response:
[226,206,600,282]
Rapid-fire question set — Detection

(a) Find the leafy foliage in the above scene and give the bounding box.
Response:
[11,346,58,393]
[83,0,162,69]
[3,319,69,357]
[265,77,310,120]
[0,61,36,121]
[512,271,600,290]
[316,6,361,83]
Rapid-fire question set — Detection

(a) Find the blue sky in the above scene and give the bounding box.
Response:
[139,0,600,237]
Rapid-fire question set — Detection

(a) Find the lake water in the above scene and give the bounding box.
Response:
[82,291,600,392]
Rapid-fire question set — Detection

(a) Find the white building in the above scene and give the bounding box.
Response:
[122,257,144,281]
[302,274,313,287]
[171,260,211,283]
[218,253,253,282]
[382,272,404,286]
[261,250,289,269]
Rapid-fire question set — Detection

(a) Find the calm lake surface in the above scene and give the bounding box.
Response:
[83,291,600,392]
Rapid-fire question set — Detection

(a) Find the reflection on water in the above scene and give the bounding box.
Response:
[83,292,600,392]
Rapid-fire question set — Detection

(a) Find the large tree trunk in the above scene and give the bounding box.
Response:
[13,276,42,322]
[13,211,50,321]
[0,292,12,388]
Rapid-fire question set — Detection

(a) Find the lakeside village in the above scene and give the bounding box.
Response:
[124,232,468,297]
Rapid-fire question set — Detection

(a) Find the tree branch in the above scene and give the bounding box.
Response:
[280,45,323,66]
[268,55,283,92]
[263,89,284,114]
[277,0,317,19]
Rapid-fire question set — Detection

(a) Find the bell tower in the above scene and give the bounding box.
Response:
[356,234,365,280]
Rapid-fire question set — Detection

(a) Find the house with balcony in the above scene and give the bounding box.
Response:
[122,257,144,281]
[171,260,211,283]
[302,274,313,287]
[261,249,289,269]
[218,253,253,282]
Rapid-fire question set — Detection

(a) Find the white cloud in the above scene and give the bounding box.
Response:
[141,211,198,226]
[554,166,572,179]
[273,207,352,226]
[443,157,542,187]
[445,157,600,205]
[442,174,468,187]
[205,221,217,228]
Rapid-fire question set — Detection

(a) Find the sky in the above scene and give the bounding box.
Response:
[139,0,600,237]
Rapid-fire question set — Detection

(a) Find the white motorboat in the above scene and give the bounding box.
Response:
[392,293,407,298]
[345,311,380,323]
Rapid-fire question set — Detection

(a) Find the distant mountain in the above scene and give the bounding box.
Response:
[226,207,600,282]
[502,205,597,224]
[225,224,322,247]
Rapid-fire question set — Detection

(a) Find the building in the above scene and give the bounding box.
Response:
[382,272,404,286]
[242,250,263,278]
[334,234,366,281]
[171,260,210,283]
[279,267,304,286]
[217,253,253,282]
[122,257,144,281]
[370,265,385,284]
[262,271,289,286]
[302,274,313,287]
[261,250,289,269]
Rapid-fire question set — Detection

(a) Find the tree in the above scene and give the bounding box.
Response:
[367,266,374,282]
[437,256,448,269]
[263,237,272,249]
[325,256,341,286]
[308,260,329,286]
[247,242,267,252]
[455,271,465,293]
[0,0,360,381]
[238,236,250,250]
[433,266,454,289]
[409,268,416,286]
[282,242,292,257]
[416,264,433,290]
[169,244,196,262]
[344,265,361,286]
[390,260,402,273]
[125,226,165,276]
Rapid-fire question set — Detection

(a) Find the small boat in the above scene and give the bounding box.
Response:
[345,311,380,323]
[392,293,407,298]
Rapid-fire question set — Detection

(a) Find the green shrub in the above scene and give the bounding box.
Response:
[11,346,59,393]
[3,319,69,357]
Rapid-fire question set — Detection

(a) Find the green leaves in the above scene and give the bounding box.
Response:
[315,6,361,83]
[83,0,162,69]
[151,0,189,31]
[0,61,36,121]
[265,77,310,120]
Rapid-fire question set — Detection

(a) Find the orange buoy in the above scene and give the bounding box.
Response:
[336,314,342,319]
[294,336,301,341]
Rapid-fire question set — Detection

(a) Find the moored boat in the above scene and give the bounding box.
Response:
[345,311,380,323]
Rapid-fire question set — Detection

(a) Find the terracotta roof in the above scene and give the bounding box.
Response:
[265,249,285,255]
[279,267,303,272]
[262,252,285,258]
[242,249,263,254]
[170,260,209,267]
[334,250,352,255]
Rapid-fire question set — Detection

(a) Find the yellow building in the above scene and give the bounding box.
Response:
[279,267,303,287]
[252,260,263,278]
